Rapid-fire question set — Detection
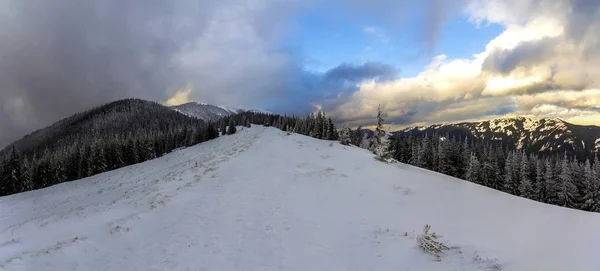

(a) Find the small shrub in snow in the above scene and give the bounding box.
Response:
[417,224,449,261]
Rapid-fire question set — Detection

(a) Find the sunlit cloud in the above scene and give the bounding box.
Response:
[323,0,600,128]
[165,85,194,106]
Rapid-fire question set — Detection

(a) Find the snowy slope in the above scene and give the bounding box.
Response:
[2,126,600,270]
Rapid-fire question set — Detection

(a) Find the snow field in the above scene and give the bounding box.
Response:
[1,126,600,270]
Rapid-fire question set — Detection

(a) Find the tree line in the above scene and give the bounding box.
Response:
[224,111,338,141]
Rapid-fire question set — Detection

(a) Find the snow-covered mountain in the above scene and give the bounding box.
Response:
[396,116,600,157]
[3,125,600,270]
[170,102,240,121]
[171,102,270,122]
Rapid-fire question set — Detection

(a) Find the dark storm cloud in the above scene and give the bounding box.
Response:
[567,0,600,41]
[324,62,398,82]
[383,109,418,125]
[484,104,518,116]
[0,0,465,147]
[482,37,559,75]
[0,0,215,147]
[264,61,399,115]
[481,0,600,78]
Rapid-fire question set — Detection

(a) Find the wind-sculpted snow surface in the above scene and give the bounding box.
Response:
[1,126,600,270]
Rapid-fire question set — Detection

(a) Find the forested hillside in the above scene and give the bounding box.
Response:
[389,134,600,212]
[0,100,338,197]
[0,99,219,196]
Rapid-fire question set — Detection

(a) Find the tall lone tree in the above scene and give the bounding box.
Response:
[372,105,390,160]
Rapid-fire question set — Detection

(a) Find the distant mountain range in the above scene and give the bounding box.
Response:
[395,117,600,159]
[170,102,269,122]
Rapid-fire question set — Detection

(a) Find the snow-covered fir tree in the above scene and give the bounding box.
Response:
[372,105,391,161]
[339,125,352,146]
[581,158,600,212]
[557,154,578,208]
[465,153,482,184]
[503,152,515,194]
[535,158,546,202]
[519,152,533,199]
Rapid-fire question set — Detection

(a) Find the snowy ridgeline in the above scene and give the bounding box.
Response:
[2,126,600,270]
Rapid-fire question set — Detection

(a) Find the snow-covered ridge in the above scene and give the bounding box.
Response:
[171,102,270,122]
[2,126,600,270]
[397,116,600,154]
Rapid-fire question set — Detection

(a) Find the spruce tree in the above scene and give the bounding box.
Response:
[417,135,433,169]
[582,158,600,211]
[352,125,363,146]
[503,152,515,194]
[21,156,33,191]
[465,153,482,184]
[557,155,577,208]
[480,146,498,188]
[0,157,8,195]
[220,120,227,136]
[589,156,600,212]
[227,119,237,135]
[5,146,22,194]
[327,118,336,140]
[545,158,558,204]
[372,105,390,160]
[410,141,420,166]
[534,158,546,202]
[437,138,450,175]
[53,158,67,185]
[339,126,352,145]
[519,152,533,199]
[374,105,385,147]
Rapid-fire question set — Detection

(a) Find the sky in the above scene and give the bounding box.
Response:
[0,0,599,147]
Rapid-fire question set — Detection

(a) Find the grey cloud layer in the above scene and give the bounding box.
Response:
[0,0,458,147]
[0,0,217,147]
[324,62,398,82]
